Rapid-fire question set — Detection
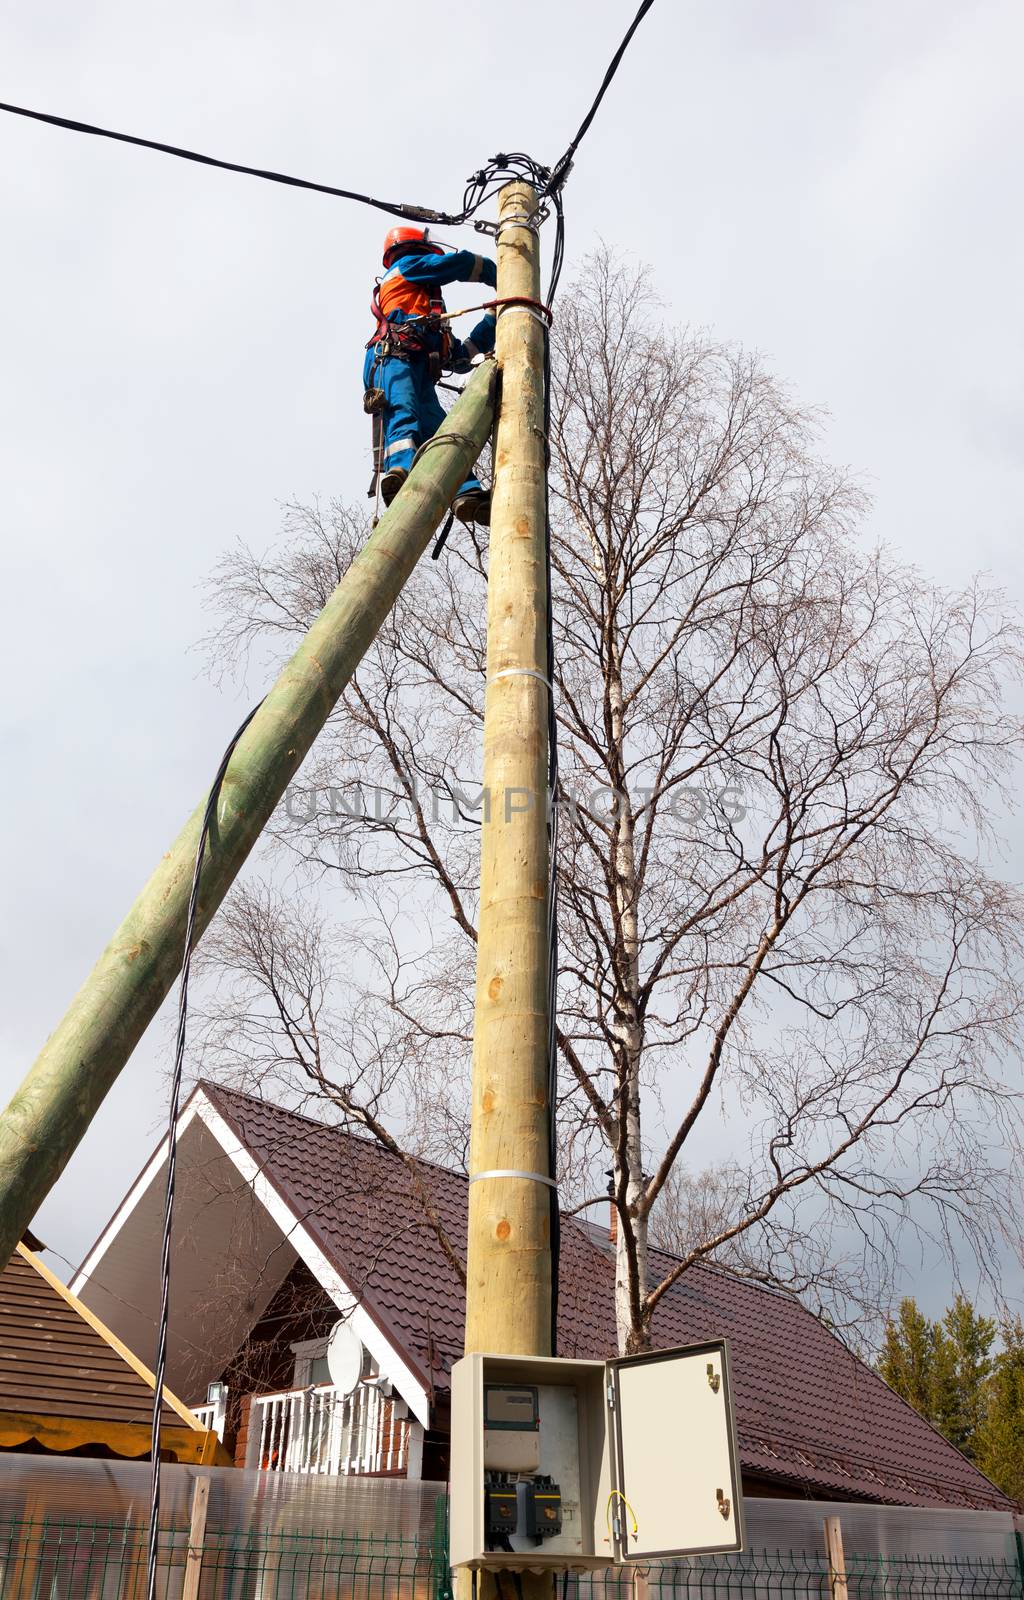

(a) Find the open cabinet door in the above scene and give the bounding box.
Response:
[608,1340,744,1560]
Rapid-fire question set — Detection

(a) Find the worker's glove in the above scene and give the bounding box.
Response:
[450,341,478,374]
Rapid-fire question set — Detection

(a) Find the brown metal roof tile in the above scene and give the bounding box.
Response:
[0,1250,190,1431]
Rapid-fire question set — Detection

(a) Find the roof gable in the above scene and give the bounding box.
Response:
[198,1083,1010,1511]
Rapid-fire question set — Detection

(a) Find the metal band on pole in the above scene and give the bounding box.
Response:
[469,1168,558,1189]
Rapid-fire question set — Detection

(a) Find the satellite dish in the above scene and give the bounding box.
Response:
[326,1320,364,1395]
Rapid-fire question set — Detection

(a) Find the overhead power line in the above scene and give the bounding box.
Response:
[0,0,658,220]
[544,0,658,195]
[0,99,458,222]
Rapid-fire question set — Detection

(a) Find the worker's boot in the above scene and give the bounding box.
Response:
[380,467,408,506]
[453,489,491,527]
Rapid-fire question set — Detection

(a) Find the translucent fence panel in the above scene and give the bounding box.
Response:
[0,1456,445,1540]
[740,1503,1019,1565]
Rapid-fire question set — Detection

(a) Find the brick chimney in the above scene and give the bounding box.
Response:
[606,1170,617,1243]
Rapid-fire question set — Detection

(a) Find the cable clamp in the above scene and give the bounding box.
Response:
[470,1168,558,1190]
[488,667,553,693]
[497,210,545,235]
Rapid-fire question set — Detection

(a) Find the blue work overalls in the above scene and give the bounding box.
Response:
[363,247,498,497]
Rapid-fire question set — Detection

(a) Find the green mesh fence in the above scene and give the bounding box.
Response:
[570,1550,1023,1600]
[0,1517,451,1600]
[1,1517,1020,1600]
[845,1554,1024,1600]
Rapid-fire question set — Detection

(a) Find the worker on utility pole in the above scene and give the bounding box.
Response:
[364,226,497,525]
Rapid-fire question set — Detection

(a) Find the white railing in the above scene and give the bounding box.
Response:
[249,1382,409,1476]
[191,1388,227,1439]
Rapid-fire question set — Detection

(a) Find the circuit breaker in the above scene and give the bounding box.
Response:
[450,1342,744,1572]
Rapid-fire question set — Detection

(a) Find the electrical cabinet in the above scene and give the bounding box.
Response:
[450,1341,744,1571]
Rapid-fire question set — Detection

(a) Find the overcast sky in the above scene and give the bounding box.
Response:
[2,0,1023,1312]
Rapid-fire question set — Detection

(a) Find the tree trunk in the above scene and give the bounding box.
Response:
[608,666,649,1352]
[615,1081,650,1353]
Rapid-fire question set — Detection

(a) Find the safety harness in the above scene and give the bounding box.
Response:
[366,274,451,373]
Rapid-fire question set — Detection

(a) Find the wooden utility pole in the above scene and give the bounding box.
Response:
[465,180,553,1359]
[0,362,497,1271]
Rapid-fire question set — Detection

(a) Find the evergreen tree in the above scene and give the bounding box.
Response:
[878,1298,937,1419]
[878,1294,1024,1499]
[930,1296,996,1460]
[977,1316,1024,1503]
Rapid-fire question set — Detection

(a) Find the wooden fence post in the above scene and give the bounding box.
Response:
[825,1515,849,1600]
[182,1475,210,1600]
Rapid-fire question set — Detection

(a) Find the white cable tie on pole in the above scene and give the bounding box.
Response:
[469,1168,558,1189]
[488,667,554,693]
[495,302,550,327]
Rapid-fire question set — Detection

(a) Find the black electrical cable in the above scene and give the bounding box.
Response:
[0,98,572,292]
[0,102,558,236]
[0,99,462,223]
[3,0,660,231]
[145,699,261,1600]
[541,313,561,1357]
[544,0,658,196]
[546,186,567,305]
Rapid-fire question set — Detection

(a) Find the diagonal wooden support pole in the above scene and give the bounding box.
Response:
[0,359,497,1269]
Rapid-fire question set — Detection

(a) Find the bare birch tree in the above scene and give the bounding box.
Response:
[196,249,1024,1352]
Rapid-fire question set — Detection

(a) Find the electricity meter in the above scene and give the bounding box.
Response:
[484,1384,541,1470]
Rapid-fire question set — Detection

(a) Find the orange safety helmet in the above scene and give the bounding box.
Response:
[382,225,445,268]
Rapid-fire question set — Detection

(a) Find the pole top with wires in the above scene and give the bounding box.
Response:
[0,0,658,252]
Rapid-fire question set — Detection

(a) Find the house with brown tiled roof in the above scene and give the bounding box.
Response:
[71,1082,1014,1512]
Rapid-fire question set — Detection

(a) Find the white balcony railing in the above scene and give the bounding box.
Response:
[190,1386,227,1439]
[249,1382,409,1476]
